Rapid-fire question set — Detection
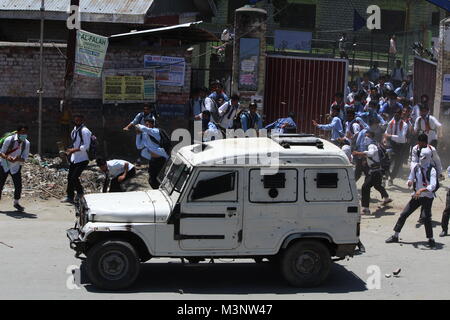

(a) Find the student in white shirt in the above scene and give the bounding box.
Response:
[62,115,92,204]
[414,104,442,147]
[96,158,136,193]
[410,133,443,176]
[0,125,30,211]
[386,147,437,248]
[352,130,392,215]
[384,109,409,185]
[134,119,169,189]
[218,94,240,129]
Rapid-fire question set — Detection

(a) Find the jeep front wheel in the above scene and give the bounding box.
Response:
[86,240,140,290]
[280,240,331,287]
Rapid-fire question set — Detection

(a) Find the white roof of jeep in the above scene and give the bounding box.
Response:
[177,137,351,167]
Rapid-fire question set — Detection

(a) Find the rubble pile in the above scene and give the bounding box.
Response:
[2,155,150,200]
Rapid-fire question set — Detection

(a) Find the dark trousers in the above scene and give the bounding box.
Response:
[361,170,389,208]
[354,157,369,182]
[148,157,167,189]
[108,168,136,193]
[442,190,450,232]
[67,160,89,199]
[0,167,22,200]
[394,197,434,238]
[390,141,407,180]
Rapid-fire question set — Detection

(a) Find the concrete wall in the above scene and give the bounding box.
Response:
[0,43,191,158]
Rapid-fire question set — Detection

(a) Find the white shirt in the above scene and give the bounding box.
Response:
[410,145,443,175]
[218,101,240,129]
[386,119,408,144]
[135,125,169,160]
[408,164,437,198]
[203,97,220,122]
[342,145,352,162]
[364,143,380,170]
[345,121,362,138]
[106,160,134,179]
[414,115,442,143]
[1,135,30,174]
[70,126,91,164]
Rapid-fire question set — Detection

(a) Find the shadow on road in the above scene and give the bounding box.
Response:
[399,240,445,250]
[0,210,37,219]
[84,261,367,295]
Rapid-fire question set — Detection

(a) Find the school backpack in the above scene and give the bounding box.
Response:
[72,126,98,161]
[413,165,440,193]
[368,142,390,173]
[0,131,26,157]
[148,128,172,158]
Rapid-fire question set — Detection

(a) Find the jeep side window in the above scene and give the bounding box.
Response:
[190,171,237,202]
[316,173,338,188]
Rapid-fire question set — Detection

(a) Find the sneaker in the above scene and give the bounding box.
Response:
[382,198,393,206]
[388,179,393,186]
[61,197,75,204]
[362,208,371,215]
[439,230,448,237]
[385,235,399,243]
[13,203,25,212]
[427,239,436,248]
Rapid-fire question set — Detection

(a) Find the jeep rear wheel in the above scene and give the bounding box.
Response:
[86,240,140,290]
[281,240,331,287]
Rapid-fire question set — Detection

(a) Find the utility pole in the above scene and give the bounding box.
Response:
[38,0,45,156]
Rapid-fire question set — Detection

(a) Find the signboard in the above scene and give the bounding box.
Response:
[75,30,109,78]
[103,69,156,104]
[239,38,260,91]
[144,55,186,86]
[443,74,450,102]
[274,30,312,51]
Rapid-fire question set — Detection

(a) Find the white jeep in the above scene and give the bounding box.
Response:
[67,135,361,290]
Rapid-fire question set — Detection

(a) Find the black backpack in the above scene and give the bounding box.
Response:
[413,165,440,193]
[148,128,172,158]
[72,125,97,161]
[368,143,390,173]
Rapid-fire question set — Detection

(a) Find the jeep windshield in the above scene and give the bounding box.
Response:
[160,157,190,195]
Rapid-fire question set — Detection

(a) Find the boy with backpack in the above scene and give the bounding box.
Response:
[134,118,170,189]
[386,147,438,248]
[0,125,30,211]
[352,130,392,215]
[62,115,92,204]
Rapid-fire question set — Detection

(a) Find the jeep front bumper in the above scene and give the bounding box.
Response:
[67,228,86,256]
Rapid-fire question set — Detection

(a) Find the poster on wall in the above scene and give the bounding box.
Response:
[75,30,109,78]
[443,74,450,102]
[143,55,185,87]
[103,69,156,104]
[239,38,260,91]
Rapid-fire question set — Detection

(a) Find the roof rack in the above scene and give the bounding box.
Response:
[271,135,324,149]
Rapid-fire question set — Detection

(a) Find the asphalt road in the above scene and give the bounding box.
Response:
[0,177,449,300]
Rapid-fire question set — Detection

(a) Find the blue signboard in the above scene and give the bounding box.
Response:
[274,30,312,51]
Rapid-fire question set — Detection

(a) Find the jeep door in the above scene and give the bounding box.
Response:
[178,168,244,250]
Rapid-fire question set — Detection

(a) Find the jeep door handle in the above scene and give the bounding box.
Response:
[227,207,237,211]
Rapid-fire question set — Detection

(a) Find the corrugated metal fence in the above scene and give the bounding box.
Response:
[264,54,348,135]
[413,57,437,114]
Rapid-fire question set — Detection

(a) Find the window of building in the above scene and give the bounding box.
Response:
[376,10,406,34]
[432,12,440,26]
[228,0,249,24]
[276,3,316,29]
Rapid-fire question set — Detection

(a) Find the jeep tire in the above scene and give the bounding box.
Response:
[86,240,140,290]
[280,240,331,287]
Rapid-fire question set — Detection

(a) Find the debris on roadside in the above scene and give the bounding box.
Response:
[1,154,149,200]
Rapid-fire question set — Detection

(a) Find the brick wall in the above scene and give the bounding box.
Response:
[0,43,191,158]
